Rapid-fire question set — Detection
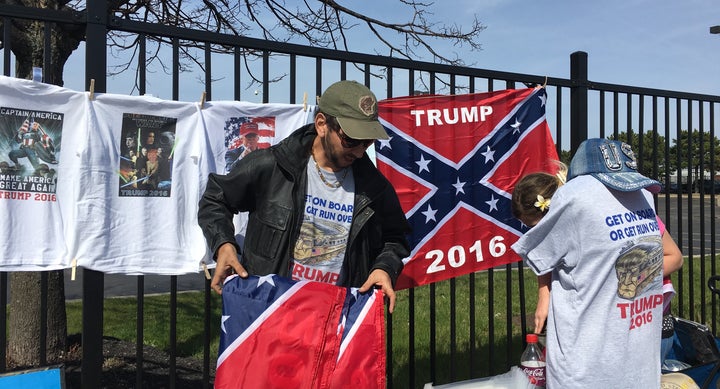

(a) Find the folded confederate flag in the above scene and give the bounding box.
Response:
[216,274,386,389]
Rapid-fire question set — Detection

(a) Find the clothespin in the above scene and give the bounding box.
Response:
[199,91,206,109]
[88,79,95,100]
[202,263,211,280]
[32,67,42,82]
[303,92,308,112]
[71,258,78,281]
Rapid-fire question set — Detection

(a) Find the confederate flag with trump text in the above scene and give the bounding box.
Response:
[216,274,386,388]
[376,87,558,290]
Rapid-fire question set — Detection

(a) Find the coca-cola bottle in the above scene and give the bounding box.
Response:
[520,333,546,388]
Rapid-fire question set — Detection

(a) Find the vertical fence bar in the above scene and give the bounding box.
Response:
[627,93,634,143]
[262,50,269,103]
[599,91,606,138]
[555,86,563,158]
[638,94,645,162]
[515,80,528,345]
[289,54,297,104]
[139,35,146,95]
[503,83,515,369]
[205,42,212,101]
[447,73,457,382]
[172,38,179,100]
[3,16,10,76]
[613,92,620,139]
[687,99,695,320]
[340,60,347,81]
[505,266,513,368]
[234,47,241,100]
[42,21,51,84]
[364,63,370,88]
[135,32,147,389]
[168,38,180,389]
[486,79,496,374]
[402,69,416,389]
[699,104,707,322]
[675,98,685,316]
[0,272,5,373]
[663,97,671,227]
[136,276,145,388]
[569,51,588,150]
[315,58,322,101]
[428,72,438,382]
[83,0,108,385]
[650,96,658,182]
[467,74,477,377]
[39,272,47,365]
[169,276,178,388]
[711,102,718,332]
[384,65,395,387]
[203,279,212,389]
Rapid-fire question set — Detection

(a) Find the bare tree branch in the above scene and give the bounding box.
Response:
[3,0,486,92]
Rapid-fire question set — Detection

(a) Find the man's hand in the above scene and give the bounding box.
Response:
[211,242,248,295]
[359,269,397,313]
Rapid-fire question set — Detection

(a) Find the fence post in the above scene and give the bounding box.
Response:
[82,0,108,387]
[570,51,589,152]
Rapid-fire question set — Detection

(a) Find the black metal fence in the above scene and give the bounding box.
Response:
[1,3,719,388]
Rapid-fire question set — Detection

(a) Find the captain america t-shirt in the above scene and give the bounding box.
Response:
[292,157,355,285]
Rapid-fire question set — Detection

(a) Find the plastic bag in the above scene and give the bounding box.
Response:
[423,366,533,389]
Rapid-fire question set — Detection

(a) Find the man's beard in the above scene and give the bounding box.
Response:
[320,132,345,170]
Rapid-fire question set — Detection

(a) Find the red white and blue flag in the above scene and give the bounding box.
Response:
[376,87,558,290]
[216,274,385,388]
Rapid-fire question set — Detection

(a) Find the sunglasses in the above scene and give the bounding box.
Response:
[336,129,374,149]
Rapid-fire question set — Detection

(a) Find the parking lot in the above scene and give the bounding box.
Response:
[658,193,720,256]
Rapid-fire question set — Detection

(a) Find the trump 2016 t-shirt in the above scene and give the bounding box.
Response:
[512,175,663,389]
[292,157,354,285]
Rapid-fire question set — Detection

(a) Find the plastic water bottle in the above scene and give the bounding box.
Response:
[520,333,546,388]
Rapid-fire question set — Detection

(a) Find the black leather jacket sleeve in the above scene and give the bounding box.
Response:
[197,150,267,258]
[368,184,411,285]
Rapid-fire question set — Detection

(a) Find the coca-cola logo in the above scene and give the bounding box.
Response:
[522,367,545,378]
[522,367,546,385]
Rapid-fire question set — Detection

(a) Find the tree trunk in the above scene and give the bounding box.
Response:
[4,7,82,368]
[8,271,67,367]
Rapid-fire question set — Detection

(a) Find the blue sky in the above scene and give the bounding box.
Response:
[61,0,719,100]
[372,0,719,95]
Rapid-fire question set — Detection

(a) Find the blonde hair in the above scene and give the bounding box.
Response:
[511,161,567,220]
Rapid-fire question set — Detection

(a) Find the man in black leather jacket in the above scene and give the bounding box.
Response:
[198,80,411,312]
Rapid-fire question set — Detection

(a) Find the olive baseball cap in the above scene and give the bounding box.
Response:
[318,80,389,140]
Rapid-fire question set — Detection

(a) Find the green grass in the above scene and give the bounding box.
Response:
[65,256,713,388]
[668,253,720,325]
[67,292,223,360]
[389,268,539,386]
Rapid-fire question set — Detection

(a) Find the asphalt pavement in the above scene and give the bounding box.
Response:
[657,193,720,256]
[63,268,210,300]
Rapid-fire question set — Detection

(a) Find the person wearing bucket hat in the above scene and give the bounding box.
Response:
[199,80,410,313]
[511,138,666,388]
[567,138,662,193]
